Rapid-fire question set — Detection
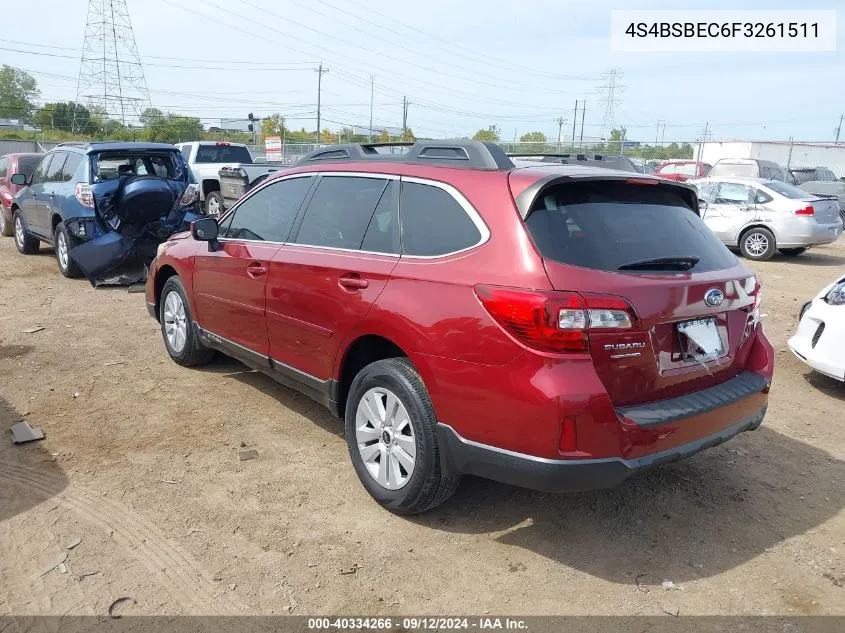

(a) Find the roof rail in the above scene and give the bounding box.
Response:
[296,140,515,170]
[55,142,90,148]
[507,153,607,161]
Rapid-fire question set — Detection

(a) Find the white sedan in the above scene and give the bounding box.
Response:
[788,275,845,382]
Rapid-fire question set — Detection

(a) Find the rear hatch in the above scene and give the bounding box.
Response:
[515,175,760,407]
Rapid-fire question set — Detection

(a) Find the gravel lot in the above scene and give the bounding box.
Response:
[1,235,843,617]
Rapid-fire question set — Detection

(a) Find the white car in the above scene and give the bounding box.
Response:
[788,274,845,382]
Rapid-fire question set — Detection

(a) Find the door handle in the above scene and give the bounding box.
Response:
[338,275,369,290]
[246,262,267,278]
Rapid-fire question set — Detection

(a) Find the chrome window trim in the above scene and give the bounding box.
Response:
[399,175,490,259]
[214,170,490,260]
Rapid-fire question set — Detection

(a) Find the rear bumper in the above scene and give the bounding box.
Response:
[437,371,770,493]
[777,219,843,248]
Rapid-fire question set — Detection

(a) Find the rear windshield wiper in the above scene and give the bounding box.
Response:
[618,256,700,271]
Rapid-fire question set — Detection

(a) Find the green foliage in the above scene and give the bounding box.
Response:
[519,131,547,143]
[138,107,204,143]
[261,113,287,140]
[34,102,93,133]
[0,66,39,123]
[473,125,501,142]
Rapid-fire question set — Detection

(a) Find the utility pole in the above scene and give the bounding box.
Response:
[402,96,409,140]
[368,75,374,143]
[836,114,844,143]
[315,62,329,144]
[579,100,586,147]
[556,117,566,151]
[697,122,709,164]
[655,120,664,146]
[571,100,578,149]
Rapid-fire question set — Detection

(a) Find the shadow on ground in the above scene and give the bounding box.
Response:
[803,371,845,400]
[411,426,844,586]
[197,355,344,439]
[0,393,69,522]
[769,251,845,267]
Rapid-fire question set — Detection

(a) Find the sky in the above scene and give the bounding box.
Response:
[0,0,843,143]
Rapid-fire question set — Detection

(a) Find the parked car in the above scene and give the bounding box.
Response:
[789,166,837,185]
[629,158,658,174]
[146,140,773,514]
[655,160,711,182]
[692,177,843,261]
[175,141,279,216]
[788,274,845,382]
[0,153,42,237]
[10,142,200,282]
[795,168,845,224]
[709,158,790,183]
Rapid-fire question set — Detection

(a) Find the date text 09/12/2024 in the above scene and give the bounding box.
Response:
[307,618,528,630]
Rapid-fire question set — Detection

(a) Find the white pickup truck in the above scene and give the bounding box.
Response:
[175,141,279,216]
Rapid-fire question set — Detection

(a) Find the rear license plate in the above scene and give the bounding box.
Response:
[677,317,723,360]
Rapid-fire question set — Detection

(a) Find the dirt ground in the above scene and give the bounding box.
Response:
[0,235,843,618]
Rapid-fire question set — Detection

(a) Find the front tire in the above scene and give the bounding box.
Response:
[780,247,808,257]
[345,357,460,515]
[159,276,215,367]
[204,191,224,217]
[55,223,83,278]
[13,210,39,254]
[740,227,776,261]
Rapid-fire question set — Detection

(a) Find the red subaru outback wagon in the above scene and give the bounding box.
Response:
[145,141,774,514]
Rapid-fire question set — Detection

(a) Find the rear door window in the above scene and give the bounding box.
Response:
[524,181,736,273]
[399,181,482,256]
[361,180,400,254]
[220,176,313,242]
[44,153,67,183]
[294,176,389,250]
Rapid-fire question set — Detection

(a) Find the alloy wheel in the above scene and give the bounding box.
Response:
[14,216,25,248]
[57,231,69,271]
[355,387,416,490]
[745,233,768,258]
[163,291,188,353]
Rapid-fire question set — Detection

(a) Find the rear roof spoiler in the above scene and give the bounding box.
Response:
[513,173,700,219]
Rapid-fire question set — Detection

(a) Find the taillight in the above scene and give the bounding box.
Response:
[474,285,636,353]
[179,184,199,207]
[75,183,94,208]
[794,205,815,216]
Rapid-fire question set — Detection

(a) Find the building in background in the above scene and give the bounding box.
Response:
[701,140,845,177]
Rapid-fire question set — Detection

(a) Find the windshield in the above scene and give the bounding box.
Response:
[524,181,737,273]
[194,144,253,164]
[93,152,185,182]
[710,162,756,178]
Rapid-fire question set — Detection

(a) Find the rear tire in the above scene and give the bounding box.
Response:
[345,357,461,515]
[204,191,224,217]
[780,247,808,257]
[739,227,776,261]
[55,223,83,278]
[159,276,215,367]
[0,207,12,237]
[13,210,39,255]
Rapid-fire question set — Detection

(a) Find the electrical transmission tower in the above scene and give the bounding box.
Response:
[73,0,151,133]
[598,68,624,141]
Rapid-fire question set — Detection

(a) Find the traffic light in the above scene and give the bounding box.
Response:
[248,124,254,132]
[248,113,254,121]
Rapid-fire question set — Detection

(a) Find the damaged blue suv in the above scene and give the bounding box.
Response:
[10,142,200,283]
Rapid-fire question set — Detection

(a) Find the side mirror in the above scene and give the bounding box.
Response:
[191,218,219,251]
[10,173,27,185]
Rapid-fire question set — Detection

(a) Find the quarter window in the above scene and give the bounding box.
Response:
[220,176,313,242]
[61,153,83,182]
[294,176,389,250]
[399,181,481,256]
